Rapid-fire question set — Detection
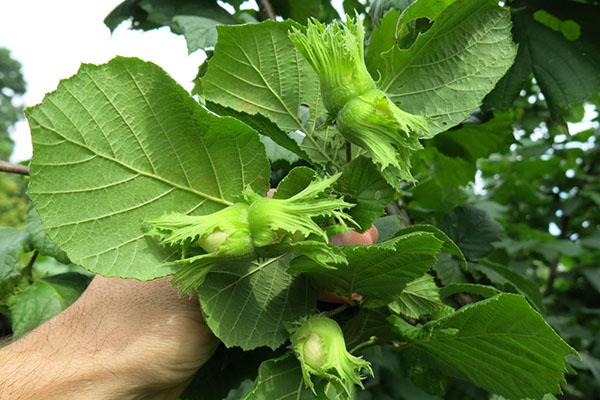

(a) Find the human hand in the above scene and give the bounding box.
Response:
[0,223,377,400]
[0,276,218,400]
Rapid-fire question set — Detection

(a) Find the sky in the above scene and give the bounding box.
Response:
[0,0,205,162]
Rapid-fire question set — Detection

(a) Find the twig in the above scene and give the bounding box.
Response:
[345,142,352,163]
[22,251,39,283]
[0,160,30,176]
[326,303,350,317]
[259,0,276,20]
[350,336,377,354]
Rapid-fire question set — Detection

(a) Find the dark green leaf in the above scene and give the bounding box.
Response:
[439,283,501,299]
[485,2,600,116]
[390,294,576,399]
[336,157,397,231]
[291,232,443,307]
[469,260,544,312]
[8,273,90,337]
[198,256,317,350]
[0,227,28,280]
[26,208,69,264]
[439,205,503,260]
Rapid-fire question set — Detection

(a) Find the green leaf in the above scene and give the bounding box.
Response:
[485,3,600,116]
[409,148,473,212]
[366,0,457,71]
[8,273,90,337]
[26,208,69,264]
[396,224,466,267]
[390,294,577,399]
[342,308,395,348]
[273,166,316,199]
[270,0,340,23]
[389,274,445,319]
[439,283,500,299]
[336,157,397,231]
[0,227,28,280]
[439,205,503,260]
[198,256,317,350]
[377,0,517,135]
[27,57,270,281]
[433,254,468,285]
[181,345,274,400]
[372,215,406,242]
[469,260,544,312]
[202,20,343,168]
[245,354,319,400]
[174,15,220,53]
[432,112,514,162]
[291,232,443,308]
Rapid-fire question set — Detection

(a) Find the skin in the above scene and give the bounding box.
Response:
[0,227,378,400]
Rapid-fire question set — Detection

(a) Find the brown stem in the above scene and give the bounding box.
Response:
[0,160,30,176]
[23,251,39,284]
[259,0,276,20]
[345,142,352,163]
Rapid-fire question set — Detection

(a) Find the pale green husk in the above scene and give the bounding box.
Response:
[147,203,255,293]
[289,14,376,114]
[245,173,355,248]
[337,88,428,184]
[147,175,355,292]
[289,315,373,395]
[290,16,430,185]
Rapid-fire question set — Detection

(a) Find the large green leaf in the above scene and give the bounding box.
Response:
[202,21,343,168]
[26,57,270,280]
[0,227,28,280]
[439,205,503,260]
[198,256,317,350]
[8,273,90,337]
[376,0,517,135]
[291,232,443,308]
[484,1,600,116]
[390,294,576,399]
[469,260,544,312]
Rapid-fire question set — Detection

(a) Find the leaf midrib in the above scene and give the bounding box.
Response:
[30,113,233,207]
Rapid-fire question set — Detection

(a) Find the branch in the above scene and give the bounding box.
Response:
[259,0,276,20]
[0,160,30,176]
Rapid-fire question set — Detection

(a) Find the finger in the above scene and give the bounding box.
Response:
[329,226,379,246]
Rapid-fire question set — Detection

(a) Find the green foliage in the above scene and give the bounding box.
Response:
[8,273,89,337]
[485,0,600,117]
[26,57,270,280]
[198,255,317,350]
[390,294,577,399]
[2,0,598,398]
[291,232,443,307]
[374,0,517,135]
[0,47,26,160]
